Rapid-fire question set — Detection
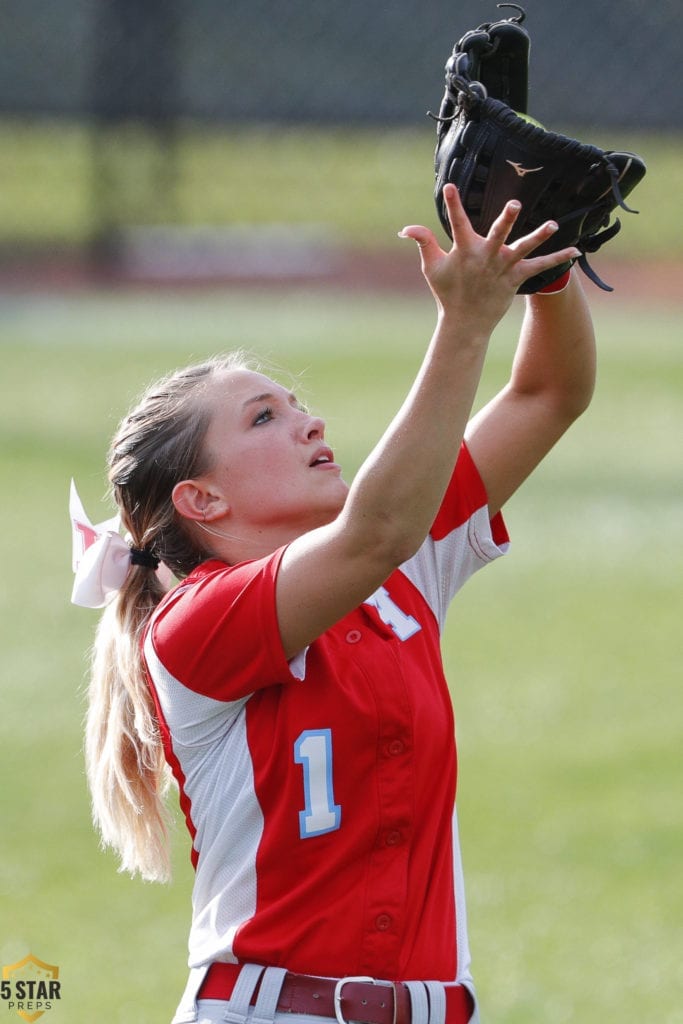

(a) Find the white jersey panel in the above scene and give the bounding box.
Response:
[401,503,509,633]
[144,632,264,967]
[451,808,473,988]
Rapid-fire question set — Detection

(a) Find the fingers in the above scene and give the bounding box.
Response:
[517,246,581,288]
[441,183,472,240]
[399,184,477,260]
[488,202,581,284]
[486,199,523,245]
[501,206,581,282]
[487,202,561,258]
[508,217,561,258]
[400,192,580,297]
[398,224,444,263]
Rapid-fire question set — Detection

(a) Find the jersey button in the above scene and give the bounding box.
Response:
[375,913,392,931]
[386,830,402,846]
[345,629,362,644]
[386,739,405,756]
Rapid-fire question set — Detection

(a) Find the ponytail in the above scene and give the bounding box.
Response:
[86,567,171,882]
[84,353,250,881]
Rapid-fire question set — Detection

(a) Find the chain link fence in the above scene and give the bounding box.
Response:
[2,0,681,127]
[0,0,680,270]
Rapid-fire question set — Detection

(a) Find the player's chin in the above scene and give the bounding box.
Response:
[311,462,347,488]
[314,477,350,520]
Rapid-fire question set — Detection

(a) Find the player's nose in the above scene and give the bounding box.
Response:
[298,410,325,441]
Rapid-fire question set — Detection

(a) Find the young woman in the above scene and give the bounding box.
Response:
[76,185,595,1024]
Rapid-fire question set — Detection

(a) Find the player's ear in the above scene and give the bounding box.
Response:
[172,480,229,523]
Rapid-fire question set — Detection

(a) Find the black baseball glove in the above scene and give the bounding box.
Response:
[446,2,530,115]
[431,5,647,293]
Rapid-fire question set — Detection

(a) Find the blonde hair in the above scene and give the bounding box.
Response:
[85,352,250,882]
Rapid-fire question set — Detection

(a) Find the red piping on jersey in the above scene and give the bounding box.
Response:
[145,663,200,869]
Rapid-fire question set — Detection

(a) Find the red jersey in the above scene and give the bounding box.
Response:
[143,444,509,990]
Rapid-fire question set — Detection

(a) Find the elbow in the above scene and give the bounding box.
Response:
[515,372,596,445]
[366,511,427,570]
[548,387,594,439]
[379,530,424,571]
[340,505,426,576]
[540,351,597,427]
[559,386,594,426]
[561,371,596,423]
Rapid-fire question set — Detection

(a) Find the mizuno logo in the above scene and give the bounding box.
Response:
[506,160,544,177]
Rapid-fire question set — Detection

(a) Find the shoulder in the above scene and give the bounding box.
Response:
[156,550,285,625]
[146,548,297,702]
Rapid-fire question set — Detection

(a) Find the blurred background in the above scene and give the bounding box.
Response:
[1,2,681,1023]
[1,0,682,282]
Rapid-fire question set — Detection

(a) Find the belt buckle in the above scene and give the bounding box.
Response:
[333,976,377,1024]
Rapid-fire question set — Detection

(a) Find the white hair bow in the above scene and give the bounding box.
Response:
[69,480,133,608]
[70,479,174,609]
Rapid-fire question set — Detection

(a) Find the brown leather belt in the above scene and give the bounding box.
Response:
[198,964,474,1024]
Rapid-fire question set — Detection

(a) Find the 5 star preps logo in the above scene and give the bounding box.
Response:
[1,955,61,1022]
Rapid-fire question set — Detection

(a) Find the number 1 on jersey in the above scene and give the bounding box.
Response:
[294,729,341,838]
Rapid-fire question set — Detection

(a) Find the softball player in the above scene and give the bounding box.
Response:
[75,186,595,1024]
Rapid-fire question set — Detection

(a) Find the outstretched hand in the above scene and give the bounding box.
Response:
[400,184,580,331]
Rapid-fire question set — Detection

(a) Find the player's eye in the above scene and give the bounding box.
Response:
[252,406,274,426]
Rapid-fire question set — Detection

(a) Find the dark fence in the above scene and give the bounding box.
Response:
[0,0,678,269]
[1,0,681,129]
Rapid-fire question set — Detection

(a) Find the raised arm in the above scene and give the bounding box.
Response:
[465,271,596,517]
[276,188,580,657]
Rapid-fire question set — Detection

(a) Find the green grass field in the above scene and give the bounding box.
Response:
[1,279,681,1023]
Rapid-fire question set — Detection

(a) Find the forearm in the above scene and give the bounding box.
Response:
[465,272,597,516]
[511,272,597,418]
[343,311,490,562]
[342,204,588,565]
